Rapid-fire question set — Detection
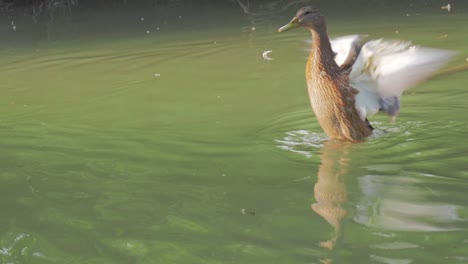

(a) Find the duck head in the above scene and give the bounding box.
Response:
[278,6,325,32]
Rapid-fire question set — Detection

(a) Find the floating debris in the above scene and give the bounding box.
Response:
[241,209,255,215]
[441,3,451,12]
[262,50,273,61]
[146,30,150,34]
[251,26,256,31]
[154,73,161,77]
[395,30,399,34]
[140,17,145,21]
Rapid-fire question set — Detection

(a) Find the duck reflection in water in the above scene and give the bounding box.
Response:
[311,140,351,252]
[308,139,466,263]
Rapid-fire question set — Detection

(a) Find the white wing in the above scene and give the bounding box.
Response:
[330,35,364,66]
[349,39,456,119]
[306,35,365,66]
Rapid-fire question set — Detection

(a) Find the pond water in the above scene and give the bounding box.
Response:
[1,1,467,263]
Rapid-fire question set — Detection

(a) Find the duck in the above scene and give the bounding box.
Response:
[278,6,455,142]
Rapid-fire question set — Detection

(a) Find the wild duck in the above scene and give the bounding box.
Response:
[278,6,455,142]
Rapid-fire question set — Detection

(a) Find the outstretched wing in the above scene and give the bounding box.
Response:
[330,35,365,70]
[307,35,366,69]
[349,39,455,119]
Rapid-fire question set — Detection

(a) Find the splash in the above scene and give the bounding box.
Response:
[275,130,327,158]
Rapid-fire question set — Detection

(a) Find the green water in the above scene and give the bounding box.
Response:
[1,2,468,263]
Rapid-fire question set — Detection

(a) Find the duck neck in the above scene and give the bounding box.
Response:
[309,26,340,77]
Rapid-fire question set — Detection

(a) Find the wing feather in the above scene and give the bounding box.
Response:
[330,35,365,69]
[349,39,456,119]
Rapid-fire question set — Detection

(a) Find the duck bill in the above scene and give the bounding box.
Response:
[278,17,300,32]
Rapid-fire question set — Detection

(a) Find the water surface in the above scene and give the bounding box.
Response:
[1,1,468,263]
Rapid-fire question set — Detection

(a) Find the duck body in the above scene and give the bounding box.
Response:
[306,29,372,141]
[278,7,455,142]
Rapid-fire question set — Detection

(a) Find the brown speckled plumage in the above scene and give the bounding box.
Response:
[306,21,372,141]
[279,7,372,142]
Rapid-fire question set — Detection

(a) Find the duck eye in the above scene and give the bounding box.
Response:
[304,11,311,15]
